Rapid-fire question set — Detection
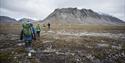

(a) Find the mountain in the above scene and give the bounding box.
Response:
[19,18,36,23]
[43,8,125,25]
[0,16,18,23]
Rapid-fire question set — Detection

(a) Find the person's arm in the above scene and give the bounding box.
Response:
[32,27,36,40]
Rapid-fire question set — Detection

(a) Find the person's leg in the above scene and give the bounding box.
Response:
[25,40,31,52]
[25,40,32,52]
[27,40,32,58]
[36,31,40,37]
[36,31,38,37]
[25,40,29,48]
[38,31,40,37]
[28,40,32,49]
[25,35,32,51]
[48,26,50,30]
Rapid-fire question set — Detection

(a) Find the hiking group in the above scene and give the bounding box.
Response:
[20,21,50,57]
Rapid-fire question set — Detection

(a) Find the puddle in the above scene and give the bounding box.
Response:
[42,48,56,53]
[97,43,109,47]
[112,45,122,49]
[43,41,53,43]
[17,43,25,46]
[84,45,93,48]
[56,32,124,38]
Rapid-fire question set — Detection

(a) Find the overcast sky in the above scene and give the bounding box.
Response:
[0,0,125,21]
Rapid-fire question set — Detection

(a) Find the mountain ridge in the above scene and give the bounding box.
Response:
[19,18,36,23]
[43,8,125,25]
[0,8,125,25]
[0,16,37,23]
[0,16,18,23]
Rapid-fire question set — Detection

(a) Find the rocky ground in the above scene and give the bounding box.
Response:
[0,31,125,63]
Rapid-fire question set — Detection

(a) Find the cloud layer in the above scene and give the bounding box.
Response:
[0,0,125,21]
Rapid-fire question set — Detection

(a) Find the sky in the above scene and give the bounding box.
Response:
[0,0,125,21]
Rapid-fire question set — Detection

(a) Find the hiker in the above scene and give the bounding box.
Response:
[20,21,36,53]
[47,23,50,30]
[35,24,41,38]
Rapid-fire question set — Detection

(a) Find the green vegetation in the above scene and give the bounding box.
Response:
[0,51,14,63]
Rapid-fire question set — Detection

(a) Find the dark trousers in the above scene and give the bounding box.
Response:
[36,31,40,37]
[25,40,32,48]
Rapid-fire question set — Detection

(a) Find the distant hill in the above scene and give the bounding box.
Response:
[19,18,36,23]
[43,8,125,25]
[0,16,18,23]
[0,16,39,24]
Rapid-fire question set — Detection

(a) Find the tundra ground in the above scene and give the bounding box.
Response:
[0,24,125,63]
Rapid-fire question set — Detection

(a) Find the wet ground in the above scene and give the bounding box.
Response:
[0,31,125,63]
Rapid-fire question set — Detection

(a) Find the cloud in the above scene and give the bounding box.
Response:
[0,0,125,21]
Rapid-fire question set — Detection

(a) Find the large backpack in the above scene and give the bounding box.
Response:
[36,24,41,31]
[22,23,32,36]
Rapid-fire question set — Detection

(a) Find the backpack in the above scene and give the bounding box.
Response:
[36,25,41,31]
[22,23,32,36]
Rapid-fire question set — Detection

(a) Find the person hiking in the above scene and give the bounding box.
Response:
[35,24,41,38]
[47,23,50,30]
[20,21,36,57]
